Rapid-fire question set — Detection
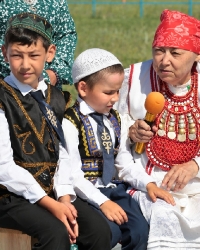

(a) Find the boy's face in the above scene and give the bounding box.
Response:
[79,72,124,114]
[2,39,55,89]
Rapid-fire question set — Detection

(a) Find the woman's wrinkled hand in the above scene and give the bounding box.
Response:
[162,160,199,191]
[129,119,157,143]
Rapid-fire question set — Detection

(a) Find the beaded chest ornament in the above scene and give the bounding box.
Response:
[146,63,200,171]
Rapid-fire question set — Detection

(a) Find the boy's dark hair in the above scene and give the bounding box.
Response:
[74,64,124,90]
[4,27,51,51]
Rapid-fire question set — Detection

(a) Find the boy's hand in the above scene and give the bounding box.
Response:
[38,196,78,243]
[146,182,176,205]
[59,195,78,219]
[100,200,128,225]
[59,195,78,244]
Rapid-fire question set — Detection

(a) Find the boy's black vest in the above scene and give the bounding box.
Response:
[0,79,68,198]
[64,101,121,184]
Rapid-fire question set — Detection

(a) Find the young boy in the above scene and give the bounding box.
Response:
[63,48,175,250]
[0,14,111,250]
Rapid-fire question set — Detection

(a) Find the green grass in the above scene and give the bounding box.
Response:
[64,0,200,101]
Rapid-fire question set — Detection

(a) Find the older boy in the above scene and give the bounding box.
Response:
[63,48,175,250]
[0,14,111,250]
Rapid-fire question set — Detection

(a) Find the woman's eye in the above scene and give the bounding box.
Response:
[172,52,179,55]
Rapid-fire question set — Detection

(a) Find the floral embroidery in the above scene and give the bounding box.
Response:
[174,24,189,36]
[153,9,200,54]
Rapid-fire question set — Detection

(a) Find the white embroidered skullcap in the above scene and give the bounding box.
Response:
[72,48,122,83]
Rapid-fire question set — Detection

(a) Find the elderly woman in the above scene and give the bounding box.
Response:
[116,9,200,249]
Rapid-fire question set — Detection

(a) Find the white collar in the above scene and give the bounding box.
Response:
[167,79,191,96]
[77,96,109,116]
[4,73,47,97]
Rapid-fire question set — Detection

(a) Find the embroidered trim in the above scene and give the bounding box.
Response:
[77,109,100,157]
[15,160,57,168]
[108,112,121,150]
[82,158,103,184]
[80,123,91,157]
[128,188,137,197]
[15,161,57,194]
[65,113,79,130]
[13,125,35,155]
[82,158,103,176]
[47,127,56,152]
[0,80,52,144]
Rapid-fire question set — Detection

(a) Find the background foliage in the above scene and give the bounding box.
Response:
[64,0,200,101]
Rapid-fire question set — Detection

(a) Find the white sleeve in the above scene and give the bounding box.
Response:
[0,109,46,203]
[193,156,200,178]
[115,115,155,192]
[62,118,109,207]
[114,67,135,130]
[114,67,130,115]
[53,143,76,201]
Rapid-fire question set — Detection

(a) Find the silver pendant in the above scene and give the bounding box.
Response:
[189,134,196,140]
[157,129,166,137]
[167,131,176,140]
[178,134,186,142]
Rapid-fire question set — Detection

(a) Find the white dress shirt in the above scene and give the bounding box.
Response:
[0,73,75,204]
[62,97,155,208]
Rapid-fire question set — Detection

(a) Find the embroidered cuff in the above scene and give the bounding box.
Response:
[54,185,76,202]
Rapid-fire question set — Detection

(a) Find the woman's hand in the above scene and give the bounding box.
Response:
[162,160,199,191]
[129,120,157,143]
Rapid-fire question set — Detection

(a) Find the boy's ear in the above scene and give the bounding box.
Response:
[46,44,56,63]
[77,80,88,97]
[1,45,8,62]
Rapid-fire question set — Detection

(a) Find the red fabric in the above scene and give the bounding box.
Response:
[152,9,200,54]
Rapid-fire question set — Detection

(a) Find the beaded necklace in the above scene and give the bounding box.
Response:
[146,63,200,171]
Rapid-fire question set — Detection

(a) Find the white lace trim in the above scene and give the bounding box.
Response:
[133,191,200,249]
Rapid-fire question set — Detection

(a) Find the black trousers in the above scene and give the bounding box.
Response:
[0,195,111,250]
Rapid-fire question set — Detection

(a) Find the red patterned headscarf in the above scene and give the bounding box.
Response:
[152,9,200,54]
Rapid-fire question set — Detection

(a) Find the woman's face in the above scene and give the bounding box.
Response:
[152,47,200,86]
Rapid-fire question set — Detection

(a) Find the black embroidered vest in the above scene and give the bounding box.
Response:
[64,102,121,183]
[0,80,68,198]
